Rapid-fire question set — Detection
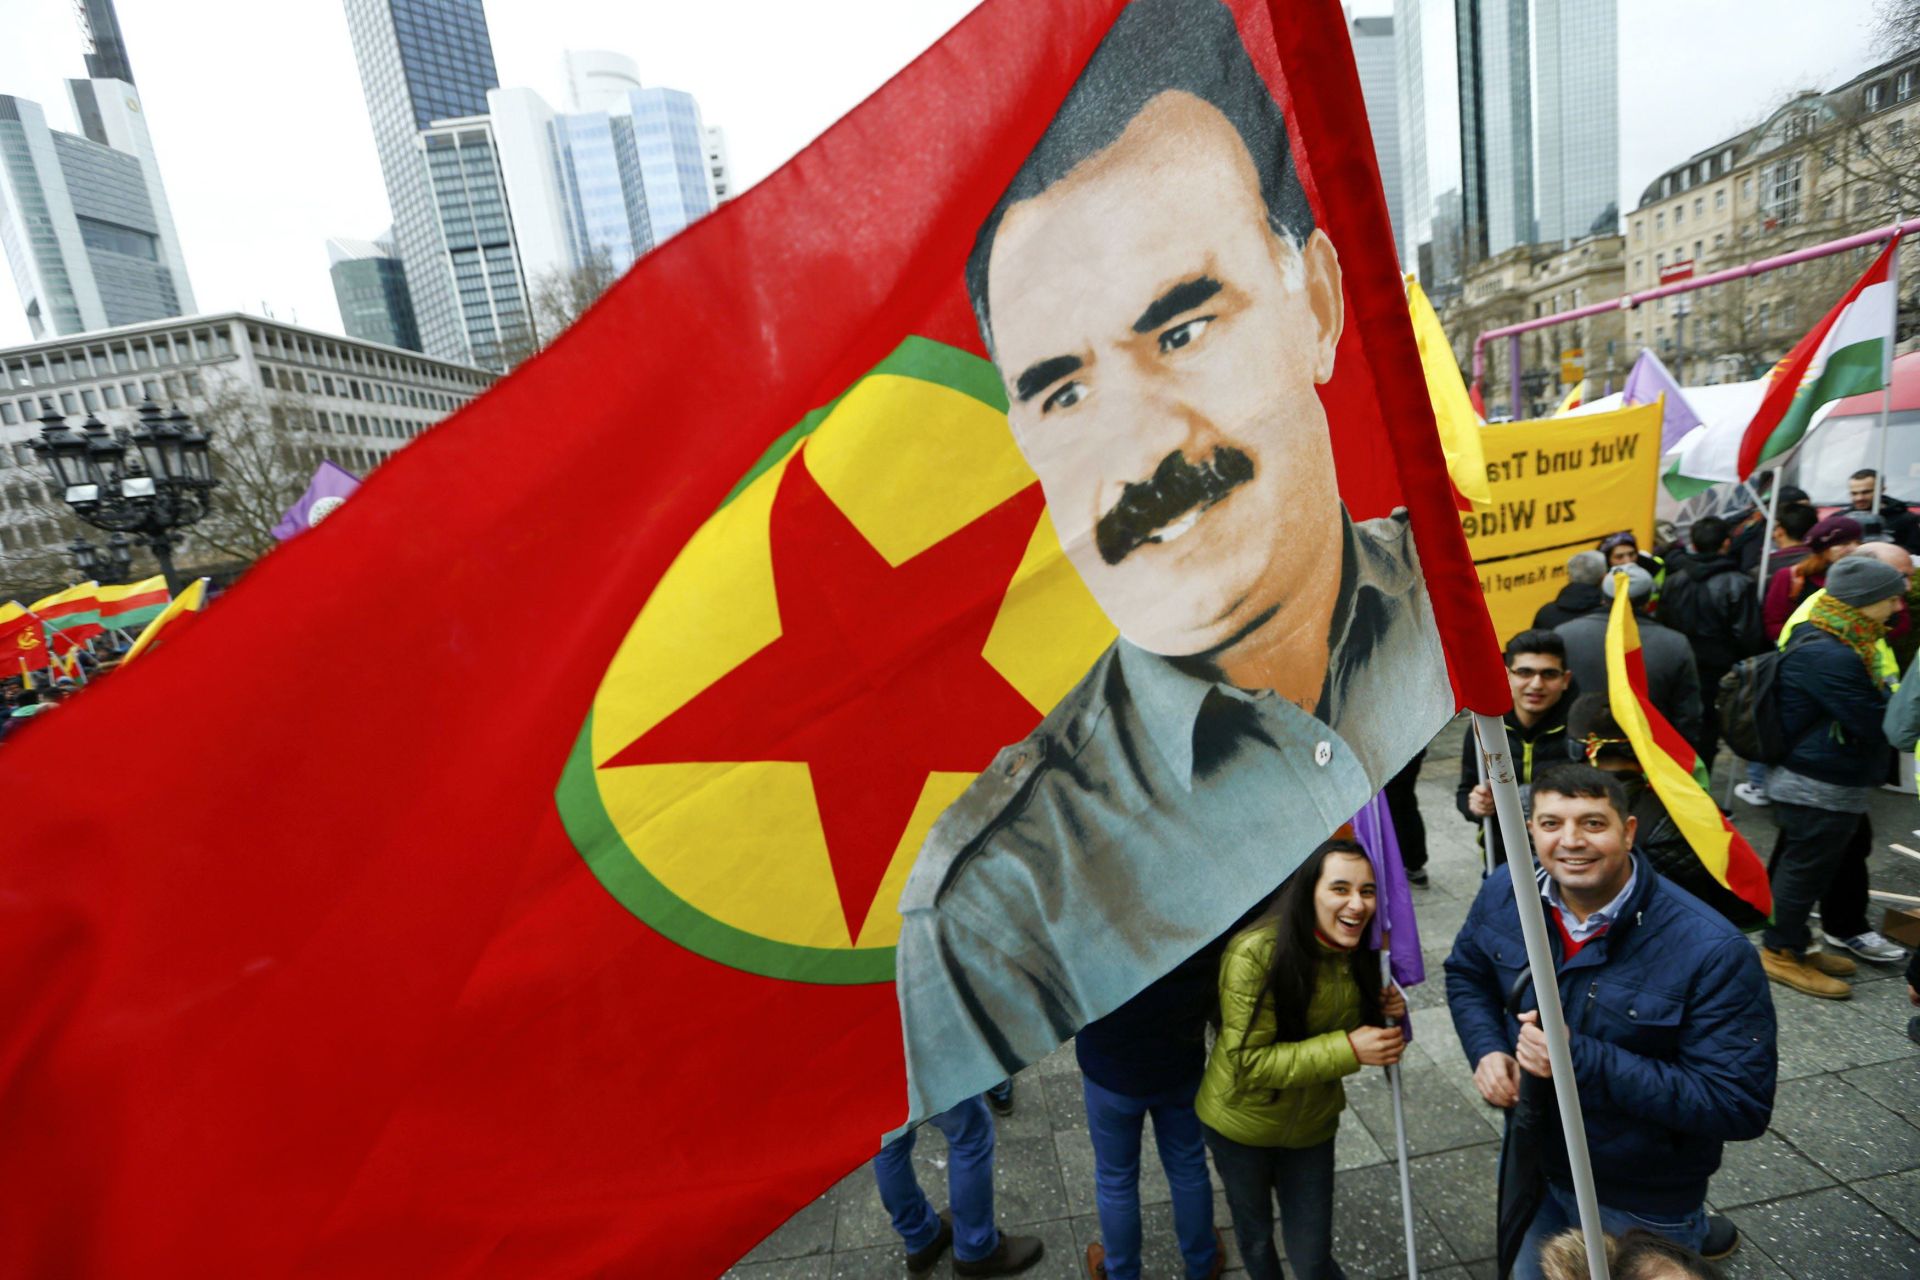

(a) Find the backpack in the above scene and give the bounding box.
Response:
[1716,629,1813,764]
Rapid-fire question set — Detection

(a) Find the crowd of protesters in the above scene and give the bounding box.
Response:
[871,480,1919,1280]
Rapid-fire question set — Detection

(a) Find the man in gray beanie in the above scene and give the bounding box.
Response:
[1554,564,1704,747]
[1762,553,1905,998]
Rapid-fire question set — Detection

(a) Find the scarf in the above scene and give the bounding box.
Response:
[1807,591,1886,683]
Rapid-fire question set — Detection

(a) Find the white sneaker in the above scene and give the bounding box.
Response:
[1823,930,1910,963]
[1733,782,1770,806]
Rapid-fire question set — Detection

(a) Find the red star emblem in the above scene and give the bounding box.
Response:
[603,447,1047,941]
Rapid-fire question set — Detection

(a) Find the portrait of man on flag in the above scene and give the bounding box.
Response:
[893,0,1456,1123]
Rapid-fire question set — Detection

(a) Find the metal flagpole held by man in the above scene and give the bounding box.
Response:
[1380,947,1419,1280]
[1473,713,1612,1280]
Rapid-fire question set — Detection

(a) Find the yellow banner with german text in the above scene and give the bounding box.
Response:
[1461,402,1661,643]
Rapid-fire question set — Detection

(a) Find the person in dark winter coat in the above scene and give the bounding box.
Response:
[1764,515,1862,639]
[1564,693,1764,929]
[1445,767,1775,1279]
[1458,630,1575,871]
[1533,552,1609,630]
[1847,469,1920,553]
[1657,515,1768,766]
[1760,501,1820,581]
[1760,556,1904,1001]
[1557,566,1703,748]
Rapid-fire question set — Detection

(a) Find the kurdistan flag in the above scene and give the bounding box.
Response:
[1736,234,1901,479]
[28,582,103,645]
[1603,573,1771,915]
[97,576,171,631]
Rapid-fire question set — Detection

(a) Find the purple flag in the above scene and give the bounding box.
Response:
[271,461,361,541]
[1620,349,1703,453]
[1351,792,1425,990]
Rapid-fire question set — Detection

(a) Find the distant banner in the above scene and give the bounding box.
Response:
[1463,402,1661,642]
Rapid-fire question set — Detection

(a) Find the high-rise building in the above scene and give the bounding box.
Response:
[0,8,194,343]
[487,61,721,289]
[327,234,421,351]
[1430,187,1465,290]
[419,116,531,369]
[1393,0,1429,271]
[1533,0,1618,243]
[342,0,500,365]
[1349,15,1403,254]
[75,0,136,84]
[1456,0,1534,261]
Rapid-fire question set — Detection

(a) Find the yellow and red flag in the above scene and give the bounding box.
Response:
[1603,572,1771,913]
[0,601,51,677]
[119,578,208,665]
[97,575,171,632]
[28,582,103,646]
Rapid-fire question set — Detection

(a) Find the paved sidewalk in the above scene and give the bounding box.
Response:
[730,728,1920,1279]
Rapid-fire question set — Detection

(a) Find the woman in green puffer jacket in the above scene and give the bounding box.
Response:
[1196,837,1407,1280]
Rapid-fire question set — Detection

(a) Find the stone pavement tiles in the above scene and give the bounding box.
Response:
[728,730,1920,1279]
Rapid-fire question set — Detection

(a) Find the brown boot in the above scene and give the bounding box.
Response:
[1085,1241,1107,1280]
[1762,947,1852,999]
[1805,948,1857,977]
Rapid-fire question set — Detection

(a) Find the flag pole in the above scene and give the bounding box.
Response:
[1380,946,1419,1280]
[1473,712,1611,1280]
[1872,229,1901,515]
[1756,465,1782,592]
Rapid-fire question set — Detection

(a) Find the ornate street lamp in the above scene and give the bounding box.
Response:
[68,537,100,578]
[32,401,218,594]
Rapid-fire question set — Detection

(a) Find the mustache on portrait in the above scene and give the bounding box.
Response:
[1093,447,1255,566]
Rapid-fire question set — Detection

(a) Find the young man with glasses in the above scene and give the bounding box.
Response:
[1457,631,1575,872]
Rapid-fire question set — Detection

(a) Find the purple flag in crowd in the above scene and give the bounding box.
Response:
[271,461,361,541]
[1621,349,1703,452]
[1351,791,1424,990]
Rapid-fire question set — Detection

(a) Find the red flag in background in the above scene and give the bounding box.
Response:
[0,1,1504,1276]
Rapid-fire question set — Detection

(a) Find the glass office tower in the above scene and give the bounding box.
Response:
[1456,0,1535,261]
[1534,0,1619,243]
[343,0,500,364]
[420,118,530,369]
[328,235,422,351]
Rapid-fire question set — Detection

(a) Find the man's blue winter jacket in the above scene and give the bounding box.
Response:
[1444,854,1776,1215]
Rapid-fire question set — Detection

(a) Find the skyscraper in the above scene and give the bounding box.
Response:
[0,0,193,339]
[1456,0,1534,261]
[488,62,721,288]
[419,115,531,368]
[1393,0,1429,271]
[328,234,421,350]
[1349,15,1403,254]
[1534,0,1619,243]
[342,0,500,365]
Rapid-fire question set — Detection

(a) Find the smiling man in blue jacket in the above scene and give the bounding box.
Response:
[1444,765,1776,1278]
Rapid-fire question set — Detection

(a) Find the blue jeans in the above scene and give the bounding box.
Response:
[1203,1129,1344,1280]
[873,1095,999,1263]
[1083,1076,1218,1280]
[1514,1180,1708,1280]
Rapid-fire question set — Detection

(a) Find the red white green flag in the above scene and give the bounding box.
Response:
[1603,574,1771,915]
[1736,235,1901,479]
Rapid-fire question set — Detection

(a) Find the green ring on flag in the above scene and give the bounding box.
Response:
[555,335,1011,985]
[556,715,898,984]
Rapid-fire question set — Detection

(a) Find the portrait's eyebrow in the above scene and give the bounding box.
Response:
[1132,275,1223,335]
[1014,354,1084,403]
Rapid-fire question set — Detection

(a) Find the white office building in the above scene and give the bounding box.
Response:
[0,313,493,562]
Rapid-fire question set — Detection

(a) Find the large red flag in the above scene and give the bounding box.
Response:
[0,1,1503,1275]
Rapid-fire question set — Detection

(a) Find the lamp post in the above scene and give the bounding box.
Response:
[67,536,100,579]
[32,400,217,595]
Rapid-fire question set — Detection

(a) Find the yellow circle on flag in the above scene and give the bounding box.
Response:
[556,337,1115,983]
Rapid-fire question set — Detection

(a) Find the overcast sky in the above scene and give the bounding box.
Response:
[0,0,1888,349]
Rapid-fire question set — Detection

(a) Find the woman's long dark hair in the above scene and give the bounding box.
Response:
[1247,838,1385,1044]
